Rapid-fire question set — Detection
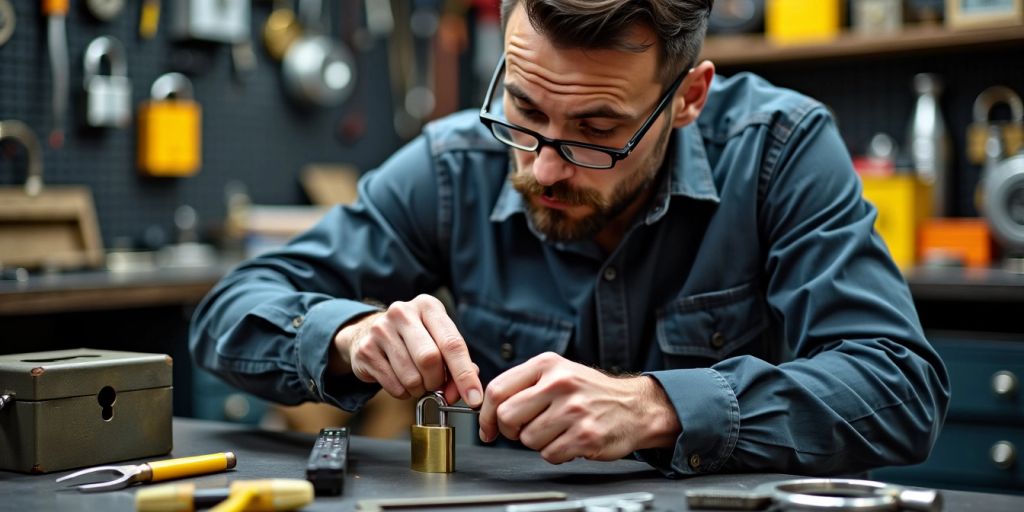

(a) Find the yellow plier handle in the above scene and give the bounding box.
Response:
[146,452,238,482]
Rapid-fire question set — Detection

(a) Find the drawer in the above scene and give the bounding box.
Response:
[928,331,1024,423]
[872,422,1024,493]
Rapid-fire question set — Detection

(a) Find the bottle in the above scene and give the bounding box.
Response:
[907,73,952,217]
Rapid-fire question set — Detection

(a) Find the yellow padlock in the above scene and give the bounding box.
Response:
[410,393,454,473]
[966,86,1024,165]
[137,72,201,177]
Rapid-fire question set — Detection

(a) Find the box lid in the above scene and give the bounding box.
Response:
[0,348,172,400]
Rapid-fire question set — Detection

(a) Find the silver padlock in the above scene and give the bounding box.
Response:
[84,36,131,128]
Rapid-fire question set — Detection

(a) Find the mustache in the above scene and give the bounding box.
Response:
[509,172,605,208]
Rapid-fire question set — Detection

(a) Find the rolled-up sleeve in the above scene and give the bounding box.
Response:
[643,108,950,476]
[189,135,448,411]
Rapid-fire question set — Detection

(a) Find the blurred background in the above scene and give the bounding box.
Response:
[1,0,1023,494]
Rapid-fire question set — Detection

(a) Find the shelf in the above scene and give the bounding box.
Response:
[906,266,1024,302]
[702,24,1024,67]
[0,264,233,315]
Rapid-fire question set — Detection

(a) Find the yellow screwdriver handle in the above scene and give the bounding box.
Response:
[148,452,237,482]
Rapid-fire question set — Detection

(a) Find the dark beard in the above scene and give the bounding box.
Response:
[509,122,672,241]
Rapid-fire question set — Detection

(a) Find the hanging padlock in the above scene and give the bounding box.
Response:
[410,392,454,473]
[84,36,131,128]
[137,72,202,177]
[967,86,1024,165]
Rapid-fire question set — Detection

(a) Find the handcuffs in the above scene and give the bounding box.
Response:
[685,478,943,511]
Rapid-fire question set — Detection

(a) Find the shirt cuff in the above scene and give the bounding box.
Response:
[295,298,382,411]
[641,368,740,475]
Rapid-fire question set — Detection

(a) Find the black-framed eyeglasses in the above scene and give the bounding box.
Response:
[479,54,690,170]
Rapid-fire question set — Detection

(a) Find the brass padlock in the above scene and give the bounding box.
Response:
[137,72,202,177]
[967,86,1024,165]
[410,392,454,473]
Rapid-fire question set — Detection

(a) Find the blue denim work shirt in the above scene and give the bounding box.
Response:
[191,72,950,477]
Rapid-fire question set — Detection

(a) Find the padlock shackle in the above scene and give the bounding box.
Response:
[83,36,127,85]
[416,392,449,427]
[151,72,195,101]
[0,120,44,197]
[973,86,1024,124]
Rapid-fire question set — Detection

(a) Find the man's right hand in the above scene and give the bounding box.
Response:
[330,294,483,408]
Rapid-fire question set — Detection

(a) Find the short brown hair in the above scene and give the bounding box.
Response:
[500,0,713,85]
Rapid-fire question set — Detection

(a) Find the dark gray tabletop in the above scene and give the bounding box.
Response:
[1,417,1022,511]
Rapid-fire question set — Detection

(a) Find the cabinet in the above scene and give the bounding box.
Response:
[873,332,1024,493]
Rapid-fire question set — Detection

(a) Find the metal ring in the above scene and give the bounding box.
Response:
[83,36,128,84]
[415,391,448,427]
[150,72,194,101]
[973,85,1024,123]
[0,119,44,197]
[769,479,900,511]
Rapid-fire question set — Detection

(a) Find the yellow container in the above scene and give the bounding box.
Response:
[137,100,202,177]
[860,175,932,269]
[766,0,844,45]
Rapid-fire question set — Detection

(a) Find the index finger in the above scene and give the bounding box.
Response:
[478,361,542,443]
[421,305,483,408]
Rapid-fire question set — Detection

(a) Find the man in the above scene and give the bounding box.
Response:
[191,0,949,476]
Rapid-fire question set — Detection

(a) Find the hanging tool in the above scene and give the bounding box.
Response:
[86,0,124,21]
[139,0,160,39]
[55,452,237,492]
[135,479,313,512]
[686,478,942,511]
[263,1,302,61]
[42,0,69,149]
[282,0,357,107]
[0,0,15,48]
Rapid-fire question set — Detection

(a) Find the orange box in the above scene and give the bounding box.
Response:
[918,218,992,268]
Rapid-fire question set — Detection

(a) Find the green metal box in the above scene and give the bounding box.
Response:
[0,348,173,473]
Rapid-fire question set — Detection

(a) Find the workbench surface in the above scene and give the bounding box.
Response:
[1,417,1022,511]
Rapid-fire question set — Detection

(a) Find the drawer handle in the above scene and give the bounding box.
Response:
[991,371,1019,398]
[991,441,1017,470]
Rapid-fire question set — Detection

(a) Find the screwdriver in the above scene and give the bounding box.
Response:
[41,0,68,148]
[135,479,314,512]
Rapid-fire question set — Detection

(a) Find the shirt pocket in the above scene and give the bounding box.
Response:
[457,301,573,383]
[656,281,769,363]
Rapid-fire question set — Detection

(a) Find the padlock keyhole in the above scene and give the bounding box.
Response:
[97,386,116,421]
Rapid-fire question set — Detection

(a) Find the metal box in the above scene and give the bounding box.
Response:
[0,348,173,473]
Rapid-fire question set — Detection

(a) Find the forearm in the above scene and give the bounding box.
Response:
[189,264,382,410]
[645,336,948,476]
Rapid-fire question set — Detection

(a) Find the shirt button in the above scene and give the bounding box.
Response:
[500,342,515,361]
[308,379,317,393]
[710,331,726,349]
[689,453,701,469]
[603,267,617,281]
[292,316,304,328]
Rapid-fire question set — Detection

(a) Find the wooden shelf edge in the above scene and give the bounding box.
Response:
[703,24,1024,67]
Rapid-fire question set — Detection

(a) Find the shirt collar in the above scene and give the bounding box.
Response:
[490,123,720,224]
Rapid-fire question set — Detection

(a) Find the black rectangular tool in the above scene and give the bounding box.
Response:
[306,427,348,496]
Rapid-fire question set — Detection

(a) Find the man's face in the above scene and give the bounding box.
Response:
[503,5,675,241]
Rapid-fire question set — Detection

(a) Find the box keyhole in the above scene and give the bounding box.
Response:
[97,386,116,421]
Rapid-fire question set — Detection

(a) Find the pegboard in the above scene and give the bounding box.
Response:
[720,45,1024,217]
[0,2,415,249]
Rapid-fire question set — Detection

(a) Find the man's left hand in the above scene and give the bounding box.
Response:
[477,352,681,464]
